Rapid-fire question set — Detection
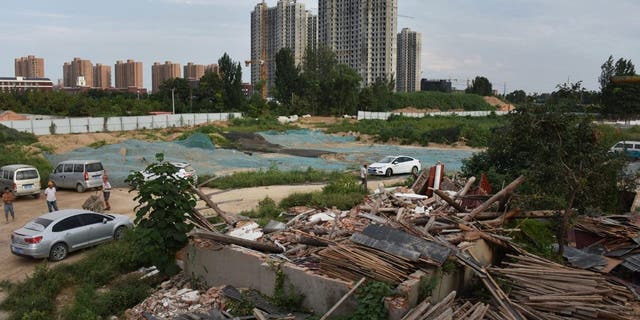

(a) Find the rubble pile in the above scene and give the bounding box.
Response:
[174,166,639,320]
[401,291,509,320]
[491,253,636,320]
[125,274,226,320]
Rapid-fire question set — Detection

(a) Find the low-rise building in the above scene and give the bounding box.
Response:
[0,76,53,93]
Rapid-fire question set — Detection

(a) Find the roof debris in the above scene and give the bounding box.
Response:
[129,165,640,319]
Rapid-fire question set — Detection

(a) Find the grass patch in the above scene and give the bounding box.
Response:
[391,91,495,111]
[279,174,366,210]
[226,117,299,132]
[0,124,37,145]
[200,167,344,189]
[0,236,152,319]
[88,140,107,148]
[325,115,504,147]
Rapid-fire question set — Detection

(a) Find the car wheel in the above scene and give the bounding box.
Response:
[49,243,68,261]
[114,226,126,240]
[76,183,85,193]
[411,166,419,175]
[385,168,393,177]
[33,193,41,199]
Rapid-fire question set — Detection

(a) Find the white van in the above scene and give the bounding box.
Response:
[49,160,105,192]
[0,164,41,198]
[610,141,640,160]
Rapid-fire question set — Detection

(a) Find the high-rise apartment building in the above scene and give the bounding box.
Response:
[151,61,181,93]
[114,60,143,89]
[396,28,421,92]
[183,62,219,81]
[319,0,398,86]
[63,57,93,87]
[250,0,316,95]
[15,55,45,78]
[93,63,112,89]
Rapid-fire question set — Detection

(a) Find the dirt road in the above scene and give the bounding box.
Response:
[0,184,327,283]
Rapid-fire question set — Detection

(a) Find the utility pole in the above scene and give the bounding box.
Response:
[171,88,175,114]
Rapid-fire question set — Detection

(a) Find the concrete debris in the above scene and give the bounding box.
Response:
[227,221,263,241]
[125,273,226,320]
[186,165,640,319]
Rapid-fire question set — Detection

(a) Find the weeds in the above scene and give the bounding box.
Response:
[200,167,344,189]
[88,140,107,148]
[1,236,150,319]
[325,115,504,148]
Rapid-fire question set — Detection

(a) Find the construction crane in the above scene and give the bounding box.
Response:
[246,0,268,99]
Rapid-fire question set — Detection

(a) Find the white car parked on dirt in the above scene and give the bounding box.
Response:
[368,156,421,177]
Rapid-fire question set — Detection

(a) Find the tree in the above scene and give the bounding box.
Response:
[462,108,627,255]
[600,56,638,119]
[505,90,527,104]
[465,76,493,96]
[273,48,300,111]
[599,55,615,91]
[195,70,225,112]
[156,78,191,113]
[359,77,395,111]
[126,154,197,275]
[548,80,587,112]
[218,53,245,111]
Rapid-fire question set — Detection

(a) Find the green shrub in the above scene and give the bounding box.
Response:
[278,192,314,209]
[0,124,37,145]
[310,191,364,210]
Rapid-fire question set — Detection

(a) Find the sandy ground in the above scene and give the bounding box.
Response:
[0,183,331,284]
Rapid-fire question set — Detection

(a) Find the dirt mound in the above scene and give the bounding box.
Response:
[483,96,514,111]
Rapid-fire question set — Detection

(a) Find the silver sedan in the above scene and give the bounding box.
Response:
[10,209,133,261]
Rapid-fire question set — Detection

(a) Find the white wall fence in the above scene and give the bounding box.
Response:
[0,112,242,136]
[357,110,510,120]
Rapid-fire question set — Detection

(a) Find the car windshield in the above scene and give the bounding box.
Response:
[86,163,103,172]
[16,169,38,180]
[378,156,395,163]
[25,218,53,231]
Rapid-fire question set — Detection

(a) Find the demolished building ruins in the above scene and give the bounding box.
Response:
[129,165,640,320]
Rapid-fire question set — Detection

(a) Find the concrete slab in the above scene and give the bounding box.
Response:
[185,244,358,316]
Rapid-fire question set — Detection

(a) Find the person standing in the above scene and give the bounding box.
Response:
[102,175,112,210]
[44,181,59,212]
[360,164,368,192]
[2,187,15,223]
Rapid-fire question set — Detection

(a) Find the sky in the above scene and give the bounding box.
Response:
[1,0,638,94]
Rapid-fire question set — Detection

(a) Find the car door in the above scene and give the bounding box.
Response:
[80,213,114,245]
[61,164,75,188]
[51,215,90,250]
[399,157,412,173]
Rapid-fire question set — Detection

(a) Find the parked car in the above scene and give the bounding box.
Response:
[610,141,640,160]
[49,160,105,193]
[140,161,197,183]
[0,164,41,198]
[368,155,421,177]
[10,209,133,261]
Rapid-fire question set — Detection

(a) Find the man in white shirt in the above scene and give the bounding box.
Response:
[360,164,368,192]
[102,175,112,210]
[44,181,59,212]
